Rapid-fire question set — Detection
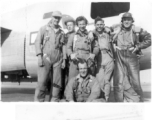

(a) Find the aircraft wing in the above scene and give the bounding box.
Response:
[1,27,12,45]
[91,2,130,19]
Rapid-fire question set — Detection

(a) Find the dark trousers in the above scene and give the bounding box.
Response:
[61,59,69,98]
[113,50,143,102]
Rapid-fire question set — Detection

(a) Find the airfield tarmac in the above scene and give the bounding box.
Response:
[1,81,151,102]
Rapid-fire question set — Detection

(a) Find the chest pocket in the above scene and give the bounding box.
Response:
[116,30,136,46]
[74,35,91,51]
[117,32,123,45]
[75,80,92,95]
[74,78,94,102]
[42,29,51,49]
[43,28,64,50]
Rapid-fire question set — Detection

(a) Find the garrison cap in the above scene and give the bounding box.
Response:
[52,11,62,18]
[63,15,75,26]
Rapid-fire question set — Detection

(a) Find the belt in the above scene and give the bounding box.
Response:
[76,49,90,54]
[115,45,133,50]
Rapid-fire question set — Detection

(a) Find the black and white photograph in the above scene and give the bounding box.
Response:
[0,0,152,120]
[0,0,151,102]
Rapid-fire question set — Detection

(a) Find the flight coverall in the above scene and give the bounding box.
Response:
[64,74,106,102]
[111,24,151,102]
[93,29,114,101]
[34,22,66,102]
[67,29,99,80]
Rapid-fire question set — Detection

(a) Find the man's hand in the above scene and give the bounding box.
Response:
[104,27,111,34]
[111,27,121,42]
[61,59,66,69]
[128,47,134,51]
[111,27,121,35]
[129,47,138,53]
[89,53,95,60]
[38,55,44,67]
[70,53,77,60]
[132,47,138,54]
[88,31,94,41]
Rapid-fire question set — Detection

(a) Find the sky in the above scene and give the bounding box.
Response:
[0,0,50,14]
[1,0,152,32]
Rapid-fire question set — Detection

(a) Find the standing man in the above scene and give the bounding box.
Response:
[64,59,105,102]
[111,12,151,102]
[92,17,114,102]
[34,11,66,102]
[67,16,99,80]
[62,15,76,87]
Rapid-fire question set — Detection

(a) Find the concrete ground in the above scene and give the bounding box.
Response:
[1,81,151,102]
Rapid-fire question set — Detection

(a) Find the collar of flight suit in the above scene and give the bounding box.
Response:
[76,29,88,37]
[47,21,62,34]
[121,24,133,32]
[76,74,93,83]
[67,30,75,35]
[94,29,107,38]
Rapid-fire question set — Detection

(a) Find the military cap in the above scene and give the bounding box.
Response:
[52,11,62,18]
[63,15,75,26]
[121,12,134,22]
[122,12,133,18]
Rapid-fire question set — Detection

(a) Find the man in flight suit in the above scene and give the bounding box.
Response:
[67,16,99,80]
[111,12,151,102]
[34,11,66,102]
[62,15,76,88]
[64,59,105,102]
[92,17,114,102]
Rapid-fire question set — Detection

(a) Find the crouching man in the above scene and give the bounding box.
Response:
[64,59,105,102]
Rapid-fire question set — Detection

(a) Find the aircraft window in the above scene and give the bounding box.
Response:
[30,32,38,45]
